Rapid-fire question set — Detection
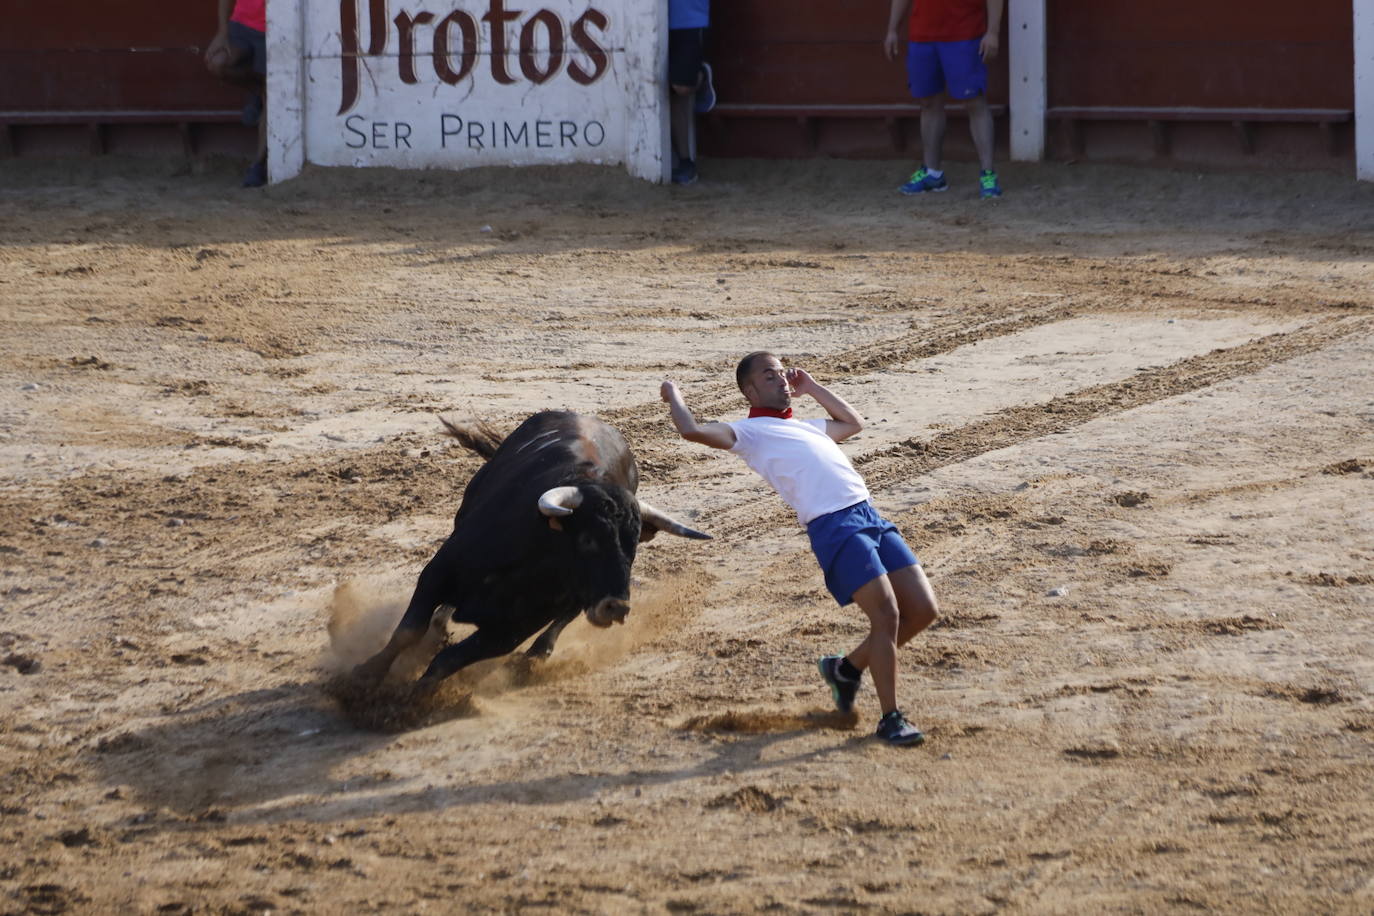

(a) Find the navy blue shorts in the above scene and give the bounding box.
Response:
[807,501,919,607]
[906,37,986,100]
[229,21,266,77]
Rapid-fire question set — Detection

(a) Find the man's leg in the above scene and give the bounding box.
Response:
[966,92,995,172]
[667,27,705,184]
[918,94,948,174]
[843,563,938,706]
[670,84,694,162]
[847,574,902,715]
[890,563,939,645]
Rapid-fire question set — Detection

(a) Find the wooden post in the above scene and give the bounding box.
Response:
[885,116,905,152]
[1066,118,1083,158]
[1232,120,1254,155]
[1148,119,1168,157]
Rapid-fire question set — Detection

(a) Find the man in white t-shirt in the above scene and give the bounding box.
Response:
[660,351,938,746]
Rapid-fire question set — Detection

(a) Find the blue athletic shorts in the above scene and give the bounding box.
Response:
[906,37,986,100]
[806,501,919,607]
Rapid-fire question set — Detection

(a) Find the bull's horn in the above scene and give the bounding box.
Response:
[538,486,584,517]
[639,500,712,540]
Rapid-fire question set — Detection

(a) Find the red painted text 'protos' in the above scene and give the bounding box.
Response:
[339,0,611,114]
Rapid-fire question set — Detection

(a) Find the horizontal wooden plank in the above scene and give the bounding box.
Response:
[1046,41,1352,110]
[711,103,1007,118]
[1046,106,1352,123]
[0,110,242,124]
[1050,0,1349,43]
[0,50,240,111]
[708,43,1007,107]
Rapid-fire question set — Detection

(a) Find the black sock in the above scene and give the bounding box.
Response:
[837,658,861,681]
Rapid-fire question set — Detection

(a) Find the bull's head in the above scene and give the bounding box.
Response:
[537,485,710,626]
[539,487,710,543]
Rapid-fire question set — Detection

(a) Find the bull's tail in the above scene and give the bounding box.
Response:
[437,416,505,460]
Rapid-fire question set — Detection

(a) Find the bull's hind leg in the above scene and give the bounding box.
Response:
[526,611,578,660]
[415,624,531,692]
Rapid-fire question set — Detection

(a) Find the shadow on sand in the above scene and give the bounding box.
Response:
[84,661,870,835]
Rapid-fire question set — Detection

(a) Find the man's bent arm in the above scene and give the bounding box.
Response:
[789,369,863,442]
[661,381,737,450]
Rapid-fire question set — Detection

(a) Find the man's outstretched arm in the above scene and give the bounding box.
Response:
[661,381,737,450]
[787,368,864,442]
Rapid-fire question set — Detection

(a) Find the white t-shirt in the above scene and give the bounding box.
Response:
[727,416,870,525]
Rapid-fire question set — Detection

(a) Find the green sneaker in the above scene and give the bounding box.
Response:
[979,169,1003,199]
[900,167,948,195]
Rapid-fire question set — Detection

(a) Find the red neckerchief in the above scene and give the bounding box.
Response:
[748,406,793,419]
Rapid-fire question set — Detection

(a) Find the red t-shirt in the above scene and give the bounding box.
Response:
[909,0,986,43]
[231,0,266,33]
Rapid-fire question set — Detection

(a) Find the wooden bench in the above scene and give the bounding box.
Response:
[707,102,1008,152]
[0,110,244,157]
[1046,106,1353,156]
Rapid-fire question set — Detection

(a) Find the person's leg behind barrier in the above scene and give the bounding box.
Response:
[668,27,705,184]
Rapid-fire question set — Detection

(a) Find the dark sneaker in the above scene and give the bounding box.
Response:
[671,158,698,186]
[979,169,1003,199]
[694,62,717,114]
[899,167,948,195]
[876,710,925,746]
[818,655,859,713]
[241,159,267,188]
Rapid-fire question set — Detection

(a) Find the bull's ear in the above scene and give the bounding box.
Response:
[638,522,659,543]
[549,517,565,532]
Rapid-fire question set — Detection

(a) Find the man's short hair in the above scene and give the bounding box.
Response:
[736,351,776,392]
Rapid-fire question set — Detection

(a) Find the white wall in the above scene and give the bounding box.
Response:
[269,0,668,184]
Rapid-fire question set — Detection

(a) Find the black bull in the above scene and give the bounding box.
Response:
[354,410,710,689]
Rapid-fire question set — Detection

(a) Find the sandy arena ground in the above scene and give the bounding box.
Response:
[1,156,1372,914]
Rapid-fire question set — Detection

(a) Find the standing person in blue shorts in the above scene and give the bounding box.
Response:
[667,0,716,185]
[661,353,939,746]
[884,0,1004,198]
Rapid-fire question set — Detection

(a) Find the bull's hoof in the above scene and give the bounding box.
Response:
[506,653,542,686]
[350,660,389,686]
[411,675,442,700]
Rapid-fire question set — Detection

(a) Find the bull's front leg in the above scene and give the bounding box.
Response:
[415,622,535,691]
[352,571,446,685]
[526,611,579,659]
